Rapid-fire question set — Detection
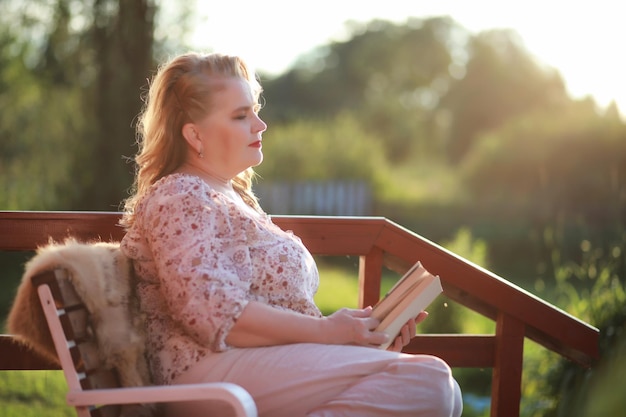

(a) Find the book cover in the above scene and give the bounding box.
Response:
[371,261,443,350]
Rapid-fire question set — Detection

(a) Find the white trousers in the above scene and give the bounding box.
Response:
[166,343,463,417]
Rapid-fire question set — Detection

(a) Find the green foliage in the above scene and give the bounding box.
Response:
[579,330,626,417]
[518,341,561,416]
[264,17,455,120]
[0,21,88,210]
[421,228,491,335]
[0,80,89,210]
[0,0,158,211]
[461,102,626,216]
[0,252,32,329]
[376,152,465,206]
[256,112,390,189]
[523,235,626,417]
[444,228,489,267]
[432,228,494,412]
[442,29,569,162]
[457,102,626,285]
[0,371,74,417]
[263,17,459,163]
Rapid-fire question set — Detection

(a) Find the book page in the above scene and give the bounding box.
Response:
[371,261,443,350]
[371,262,429,321]
[376,275,442,349]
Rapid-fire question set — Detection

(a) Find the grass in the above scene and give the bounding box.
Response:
[314,257,362,314]
[0,370,74,417]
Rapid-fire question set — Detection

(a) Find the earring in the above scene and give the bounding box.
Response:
[196,133,203,158]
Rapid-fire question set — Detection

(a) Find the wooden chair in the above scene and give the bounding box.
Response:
[32,268,258,417]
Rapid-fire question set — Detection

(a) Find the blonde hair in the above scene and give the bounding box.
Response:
[121,52,263,227]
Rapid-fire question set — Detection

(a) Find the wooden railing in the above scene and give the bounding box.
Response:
[0,211,600,417]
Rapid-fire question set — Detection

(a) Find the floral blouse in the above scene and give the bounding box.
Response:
[121,173,321,384]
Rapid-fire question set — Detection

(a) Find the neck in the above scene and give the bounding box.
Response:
[180,162,233,192]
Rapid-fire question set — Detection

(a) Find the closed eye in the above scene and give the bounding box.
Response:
[233,105,257,120]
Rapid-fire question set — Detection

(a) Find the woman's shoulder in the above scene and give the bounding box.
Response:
[149,173,219,200]
[152,172,205,194]
[138,173,220,212]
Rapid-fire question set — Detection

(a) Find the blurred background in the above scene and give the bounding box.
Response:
[0,1,624,416]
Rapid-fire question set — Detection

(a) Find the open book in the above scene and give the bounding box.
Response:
[371,261,443,350]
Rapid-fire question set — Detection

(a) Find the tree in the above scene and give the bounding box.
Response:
[0,1,89,209]
[458,100,626,282]
[0,0,158,210]
[262,17,459,162]
[80,0,156,210]
[256,111,388,185]
[441,29,569,163]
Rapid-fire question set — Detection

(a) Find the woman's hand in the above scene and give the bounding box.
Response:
[323,307,390,347]
[386,311,429,352]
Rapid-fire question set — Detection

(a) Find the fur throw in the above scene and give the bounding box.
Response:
[7,238,153,393]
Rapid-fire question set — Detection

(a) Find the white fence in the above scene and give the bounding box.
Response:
[254,180,373,216]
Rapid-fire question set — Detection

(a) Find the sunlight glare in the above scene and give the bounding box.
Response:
[191,0,625,113]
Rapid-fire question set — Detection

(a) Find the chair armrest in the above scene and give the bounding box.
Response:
[66,382,257,417]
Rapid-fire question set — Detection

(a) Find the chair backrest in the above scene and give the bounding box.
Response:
[34,268,138,417]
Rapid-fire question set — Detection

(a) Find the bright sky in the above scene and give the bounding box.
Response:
[190,0,625,113]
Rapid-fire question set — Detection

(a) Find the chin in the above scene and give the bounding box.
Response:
[251,153,264,167]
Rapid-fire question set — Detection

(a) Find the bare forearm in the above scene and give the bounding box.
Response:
[225,301,330,347]
[225,301,394,348]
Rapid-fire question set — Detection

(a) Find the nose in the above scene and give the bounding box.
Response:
[254,113,267,134]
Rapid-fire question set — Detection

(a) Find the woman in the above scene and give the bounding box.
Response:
[120,52,462,417]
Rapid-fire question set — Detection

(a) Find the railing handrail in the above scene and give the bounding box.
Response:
[0,210,599,365]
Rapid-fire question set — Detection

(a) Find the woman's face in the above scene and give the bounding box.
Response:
[192,77,267,178]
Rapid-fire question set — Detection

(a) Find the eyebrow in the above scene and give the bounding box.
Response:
[232,104,259,114]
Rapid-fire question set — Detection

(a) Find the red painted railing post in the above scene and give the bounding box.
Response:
[358,246,384,308]
[491,312,525,417]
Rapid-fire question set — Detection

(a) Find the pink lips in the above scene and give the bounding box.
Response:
[249,141,262,148]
